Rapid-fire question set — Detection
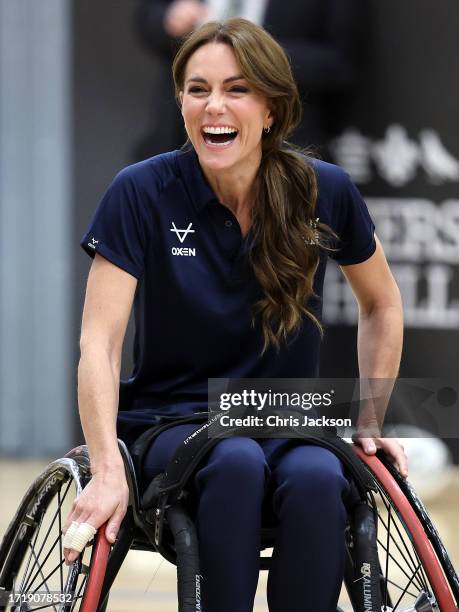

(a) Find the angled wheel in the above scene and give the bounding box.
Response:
[0,449,111,611]
[346,445,459,611]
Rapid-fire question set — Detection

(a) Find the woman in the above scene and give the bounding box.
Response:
[64,18,406,611]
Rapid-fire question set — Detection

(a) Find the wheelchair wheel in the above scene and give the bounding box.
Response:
[347,445,459,611]
[0,451,111,611]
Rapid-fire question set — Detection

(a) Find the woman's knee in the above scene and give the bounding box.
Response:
[194,437,268,490]
[274,444,349,504]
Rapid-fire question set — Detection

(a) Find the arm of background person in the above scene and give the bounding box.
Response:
[136,0,177,58]
[340,234,408,477]
[273,0,368,93]
[63,253,137,563]
[136,0,209,59]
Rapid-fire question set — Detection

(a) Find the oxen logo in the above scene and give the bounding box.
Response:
[170,222,195,243]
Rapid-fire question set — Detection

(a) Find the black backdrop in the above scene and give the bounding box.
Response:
[321,0,459,377]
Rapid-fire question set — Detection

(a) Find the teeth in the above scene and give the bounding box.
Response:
[202,126,238,135]
[207,139,234,146]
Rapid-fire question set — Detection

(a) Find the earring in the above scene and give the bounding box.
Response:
[263,126,271,134]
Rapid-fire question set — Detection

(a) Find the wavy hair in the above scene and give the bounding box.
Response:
[172,18,337,352]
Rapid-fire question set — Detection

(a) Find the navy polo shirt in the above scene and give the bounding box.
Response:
[80,145,376,446]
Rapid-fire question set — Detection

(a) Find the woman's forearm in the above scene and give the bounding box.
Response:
[77,344,124,474]
[357,304,404,379]
[356,303,404,432]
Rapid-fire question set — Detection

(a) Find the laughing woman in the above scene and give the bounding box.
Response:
[64,18,406,612]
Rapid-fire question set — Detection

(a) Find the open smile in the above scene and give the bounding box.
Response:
[201,125,239,149]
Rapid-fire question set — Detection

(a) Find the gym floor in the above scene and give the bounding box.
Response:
[1,459,458,611]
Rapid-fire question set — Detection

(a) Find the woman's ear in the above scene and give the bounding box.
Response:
[267,113,275,130]
[266,104,275,128]
[179,91,184,110]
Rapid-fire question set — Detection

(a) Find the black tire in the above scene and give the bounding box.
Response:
[0,453,98,611]
[381,451,459,604]
[343,447,459,611]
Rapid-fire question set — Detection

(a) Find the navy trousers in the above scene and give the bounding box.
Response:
[141,424,350,612]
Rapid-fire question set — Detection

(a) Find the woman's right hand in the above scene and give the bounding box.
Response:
[63,466,129,565]
[164,0,209,38]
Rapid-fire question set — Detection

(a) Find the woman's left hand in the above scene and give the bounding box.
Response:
[352,435,408,479]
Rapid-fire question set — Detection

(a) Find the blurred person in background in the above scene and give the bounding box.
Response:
[134,0,368,161]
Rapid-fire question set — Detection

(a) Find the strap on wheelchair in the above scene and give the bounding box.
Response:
[129,412,209,481]
[136,413,377,512]
[139,414,239,512]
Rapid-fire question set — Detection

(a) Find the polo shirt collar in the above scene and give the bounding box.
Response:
[175,142,219,212]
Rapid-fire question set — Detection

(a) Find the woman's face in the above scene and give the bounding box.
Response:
[180,42,273,174]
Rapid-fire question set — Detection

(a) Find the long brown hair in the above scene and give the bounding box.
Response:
[172,18,337,352]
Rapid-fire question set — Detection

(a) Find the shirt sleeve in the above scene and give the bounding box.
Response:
[80,167,152,279]
[327,168,376,266]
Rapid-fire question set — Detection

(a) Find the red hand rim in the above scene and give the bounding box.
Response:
[353,444,455,611]
[80,522,111,612]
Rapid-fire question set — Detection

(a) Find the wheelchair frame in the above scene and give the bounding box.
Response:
[0,438,458,612]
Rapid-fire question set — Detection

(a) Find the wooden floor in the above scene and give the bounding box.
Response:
[1,458,458,611]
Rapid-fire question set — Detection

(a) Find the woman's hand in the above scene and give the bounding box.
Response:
[352,435,408,479]
[164,0,209,38]
[63,466,129,565]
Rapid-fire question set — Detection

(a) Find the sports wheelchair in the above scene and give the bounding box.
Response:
[1,415,458,612]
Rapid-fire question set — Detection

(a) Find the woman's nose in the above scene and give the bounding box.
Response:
[205,94,226,114]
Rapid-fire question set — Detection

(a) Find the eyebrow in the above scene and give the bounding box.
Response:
[185,74,245,85]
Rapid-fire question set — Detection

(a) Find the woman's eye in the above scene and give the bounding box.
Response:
[187,85,248,94]
[229,86,248,93]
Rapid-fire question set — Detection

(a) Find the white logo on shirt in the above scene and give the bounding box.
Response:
[172,247,196,257]
[87,237,99,249]
[170,222,195,243]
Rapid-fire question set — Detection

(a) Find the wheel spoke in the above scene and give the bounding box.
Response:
[70,574,88,611]
[25,545,59,612]
[22,479,72,593]
[376,508,426,591]
[377,538,425,593]
[377,503,430,595]
[386,510,429,593]
[365,476,444,611]
[57,489,64,593]
[24,533,62,594]
[30,555,68,598]
[384,576,421,599]
[392,563,422,610]
[410,548,430,598]
[18,511,45,595]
